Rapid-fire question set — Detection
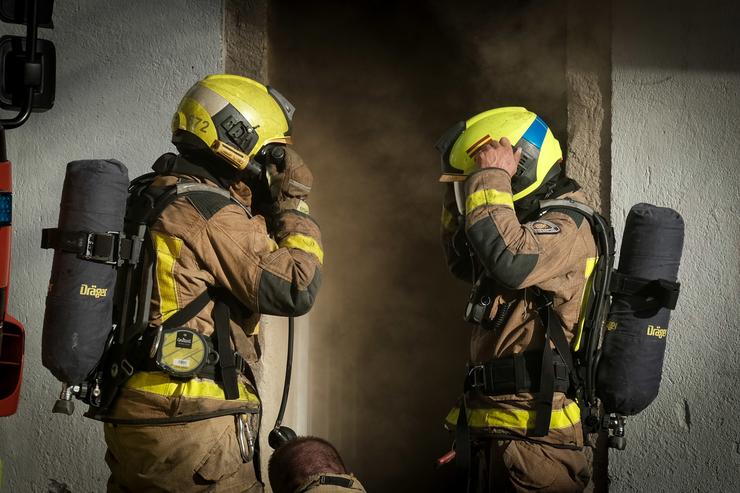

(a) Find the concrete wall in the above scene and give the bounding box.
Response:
[610,0,740,491]
[0,1,223,491]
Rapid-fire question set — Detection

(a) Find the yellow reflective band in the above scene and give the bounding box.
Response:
[280,234,324,264]
[125,371,259,403]
[573,256,598,352]
[445,401,581,431]
[466,189,514,214]
[151,231,183,322]
[441,207,458,232]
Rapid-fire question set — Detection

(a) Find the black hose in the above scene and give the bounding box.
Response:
[274,316,294,428]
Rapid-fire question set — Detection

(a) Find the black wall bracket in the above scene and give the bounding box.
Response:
[0,0,56,130]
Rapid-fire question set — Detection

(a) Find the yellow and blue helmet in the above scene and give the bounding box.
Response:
[172,74,295,170]
[436,107,563,202]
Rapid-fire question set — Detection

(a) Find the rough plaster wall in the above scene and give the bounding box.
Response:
[225,0,268,79]
[566,0,611,218]
[0,1,223,491]
[611,0,740,491]
[565,2,612,489]
[268,1,567,491]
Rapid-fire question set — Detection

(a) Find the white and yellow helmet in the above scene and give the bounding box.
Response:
[436,107,563,202]
[172,74,295,170]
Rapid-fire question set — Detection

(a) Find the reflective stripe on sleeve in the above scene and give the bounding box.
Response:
[279,233,324,264]
[445,401,581,431]
[125,371,259,403]
[466,189,514,214]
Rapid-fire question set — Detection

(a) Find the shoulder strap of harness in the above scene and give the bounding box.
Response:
[529,288,579,437]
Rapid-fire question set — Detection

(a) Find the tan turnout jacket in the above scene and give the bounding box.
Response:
[442,168,597,447]
[102,152,323,423]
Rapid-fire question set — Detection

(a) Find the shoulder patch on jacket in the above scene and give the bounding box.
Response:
[528,219,561,234]
[186,191,233,220]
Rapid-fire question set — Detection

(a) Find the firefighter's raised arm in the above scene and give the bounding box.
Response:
[191,147,322,316]
[463,140,584,290]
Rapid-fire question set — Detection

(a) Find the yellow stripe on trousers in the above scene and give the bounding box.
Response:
[445,401,581,431]
[125,371,259,402]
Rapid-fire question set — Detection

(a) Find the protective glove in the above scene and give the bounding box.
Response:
[267,146,312,213]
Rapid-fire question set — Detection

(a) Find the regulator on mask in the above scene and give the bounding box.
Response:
[238,143,288,217]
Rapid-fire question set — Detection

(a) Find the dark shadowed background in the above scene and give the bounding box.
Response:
[269,1,567,490]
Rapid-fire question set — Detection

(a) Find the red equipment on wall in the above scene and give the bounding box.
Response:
[0,0,56,416]
[0,144,23,417]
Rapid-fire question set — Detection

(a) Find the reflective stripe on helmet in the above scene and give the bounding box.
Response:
[124,371,259,402]
[445,401,581,431]
[520,115,548,149]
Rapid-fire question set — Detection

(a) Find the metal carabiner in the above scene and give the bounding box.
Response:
[236,414,255,463]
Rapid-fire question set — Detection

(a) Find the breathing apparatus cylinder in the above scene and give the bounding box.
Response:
[41,160,129,386]
[596,203,684,416]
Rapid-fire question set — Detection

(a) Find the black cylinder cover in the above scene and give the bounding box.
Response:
[42,160,129,385]
[597,203,684,416]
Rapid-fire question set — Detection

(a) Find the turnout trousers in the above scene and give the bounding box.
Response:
[104,414,262,493]
[471,438,590,493]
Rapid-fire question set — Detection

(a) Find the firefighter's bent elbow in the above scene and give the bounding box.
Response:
[257,269,322,316]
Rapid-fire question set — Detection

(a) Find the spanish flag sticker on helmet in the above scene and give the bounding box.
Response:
[436,107,563,202]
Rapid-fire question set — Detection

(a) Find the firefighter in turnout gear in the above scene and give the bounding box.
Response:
[437,107,594,492]
[100,75,323,492]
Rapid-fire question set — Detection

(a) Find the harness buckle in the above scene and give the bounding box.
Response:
[234,352,248,375]
[82,231,121,265]
[121,359,134,376]
[467,365,486,391]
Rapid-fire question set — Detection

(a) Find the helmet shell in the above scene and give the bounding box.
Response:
[172,75,295,169]
[438,107,562,201]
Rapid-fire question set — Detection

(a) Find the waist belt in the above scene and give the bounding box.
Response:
[466,351,570,396]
